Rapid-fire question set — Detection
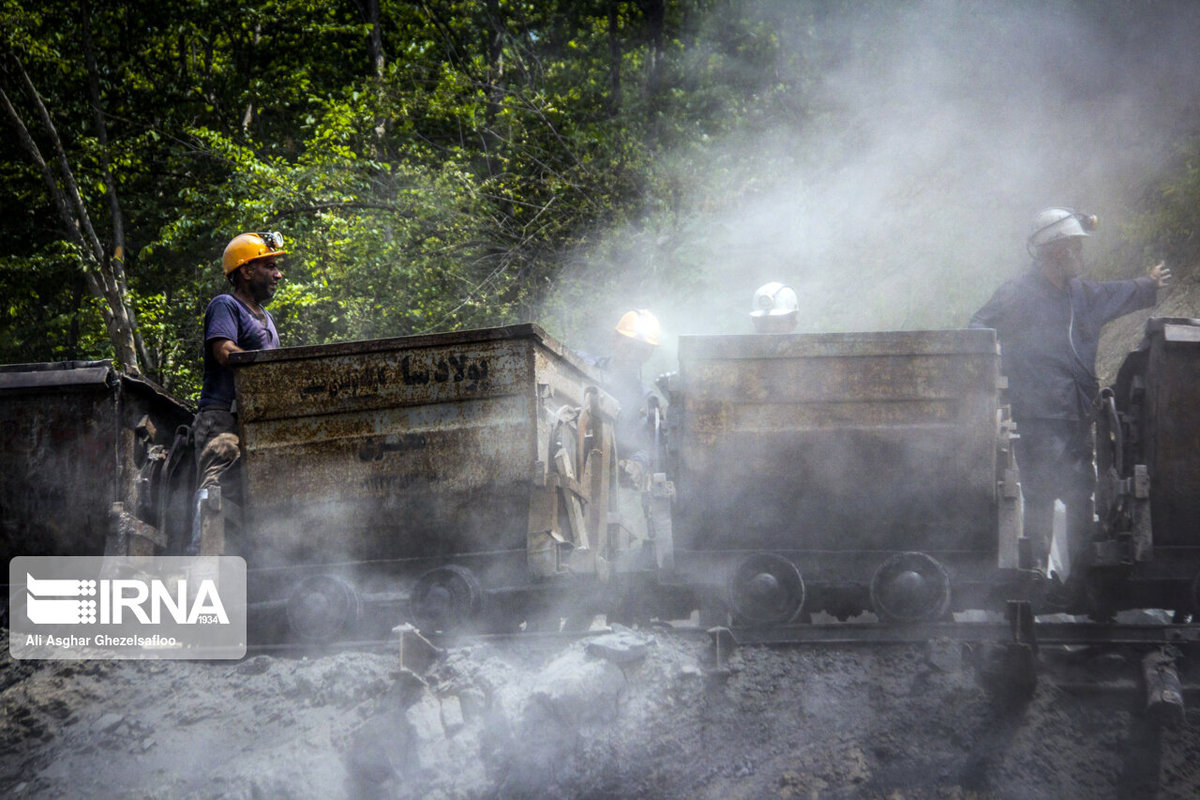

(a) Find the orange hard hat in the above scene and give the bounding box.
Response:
[614,309,661,347]
[222,231,287,275]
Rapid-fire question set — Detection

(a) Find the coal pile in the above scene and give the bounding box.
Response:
[2,626,1199,799]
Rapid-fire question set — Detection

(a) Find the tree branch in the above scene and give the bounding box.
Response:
[2,50,142,374]
[0,81,111,317]
[270,201,418,218]
[82,0,152,374]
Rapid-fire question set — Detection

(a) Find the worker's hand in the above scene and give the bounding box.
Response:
[618,458,647,491]
[212,338,244,366]
[1149,261,1172,288]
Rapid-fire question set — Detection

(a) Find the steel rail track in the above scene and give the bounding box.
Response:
[244,620,1200,657]
[712,621,1200,648]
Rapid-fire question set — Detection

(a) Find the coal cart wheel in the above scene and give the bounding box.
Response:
[286,574,362,643]
[409,564,484,634]
[728,553,806,626]
[870,552,951,623]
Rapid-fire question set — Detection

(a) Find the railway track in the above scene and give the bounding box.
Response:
[245,610,1196,725]
[248,615,1200,656]
[710,620,1200,648]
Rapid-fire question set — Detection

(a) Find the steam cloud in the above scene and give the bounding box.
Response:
[544,0,1200,375]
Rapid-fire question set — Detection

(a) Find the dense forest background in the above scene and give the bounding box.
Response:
[3,0,1200,402]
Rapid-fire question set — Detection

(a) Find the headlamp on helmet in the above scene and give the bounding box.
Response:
[222,231,287,276]
[1028,208,1097,250]
[750,282,799,318]
[750,282,799,333]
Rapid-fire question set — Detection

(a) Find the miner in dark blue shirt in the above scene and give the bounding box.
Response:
[970,208,1170,587]
[194,232,285,510]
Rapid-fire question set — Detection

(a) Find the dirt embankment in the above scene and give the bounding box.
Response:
[3,625,1200,800]
[1096,269,1200,384]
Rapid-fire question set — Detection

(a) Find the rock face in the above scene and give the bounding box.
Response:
[1,627,1199,799]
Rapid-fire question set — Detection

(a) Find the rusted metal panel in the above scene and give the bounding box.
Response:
[686,329,999,360]
[230,324,613,582]
[672,329,1002,556]
[1134,318,1200,548]
[0,364,111,390]
[0,361,193,564]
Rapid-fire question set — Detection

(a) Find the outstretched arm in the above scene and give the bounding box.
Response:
[1148,261,1172,288]
[1088,264,1165,325]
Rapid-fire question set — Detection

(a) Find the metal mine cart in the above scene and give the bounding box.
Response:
[0,361,193,567]
[223,324,649,639]
[1097,317,1200,618]
[662,328,1021,625]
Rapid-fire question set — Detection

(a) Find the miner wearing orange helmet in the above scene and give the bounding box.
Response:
[583,309,663,490]
[192,231,286,546]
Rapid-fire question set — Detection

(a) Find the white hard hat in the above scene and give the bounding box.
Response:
[750,282,799,318]
[1029,208,1097,249]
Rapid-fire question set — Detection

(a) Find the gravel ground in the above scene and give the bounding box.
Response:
[2,625,1199,799]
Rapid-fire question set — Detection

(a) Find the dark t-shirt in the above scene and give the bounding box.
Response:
[969,267,1156,421]
[199,294,279,410]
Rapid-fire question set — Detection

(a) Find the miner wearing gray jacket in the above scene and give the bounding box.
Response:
[969,208,1170,590]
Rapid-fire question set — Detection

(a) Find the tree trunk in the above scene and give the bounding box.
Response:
[482,0,506,179]
[0,51,144,376]
[642,0,665,99]
[81,0,153,375]
[360,0,389,149]
[608,1,622,116]
[366,0,385,80]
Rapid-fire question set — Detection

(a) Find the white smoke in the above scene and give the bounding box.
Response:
[545,0,1200,369]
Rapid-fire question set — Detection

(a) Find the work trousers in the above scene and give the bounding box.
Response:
[1013,418,1096,578]
[192,408,244,555]
[193,408,241,491]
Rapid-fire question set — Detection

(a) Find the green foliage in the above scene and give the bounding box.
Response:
[3,0,1198,401]
[1125,136,1200,274]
